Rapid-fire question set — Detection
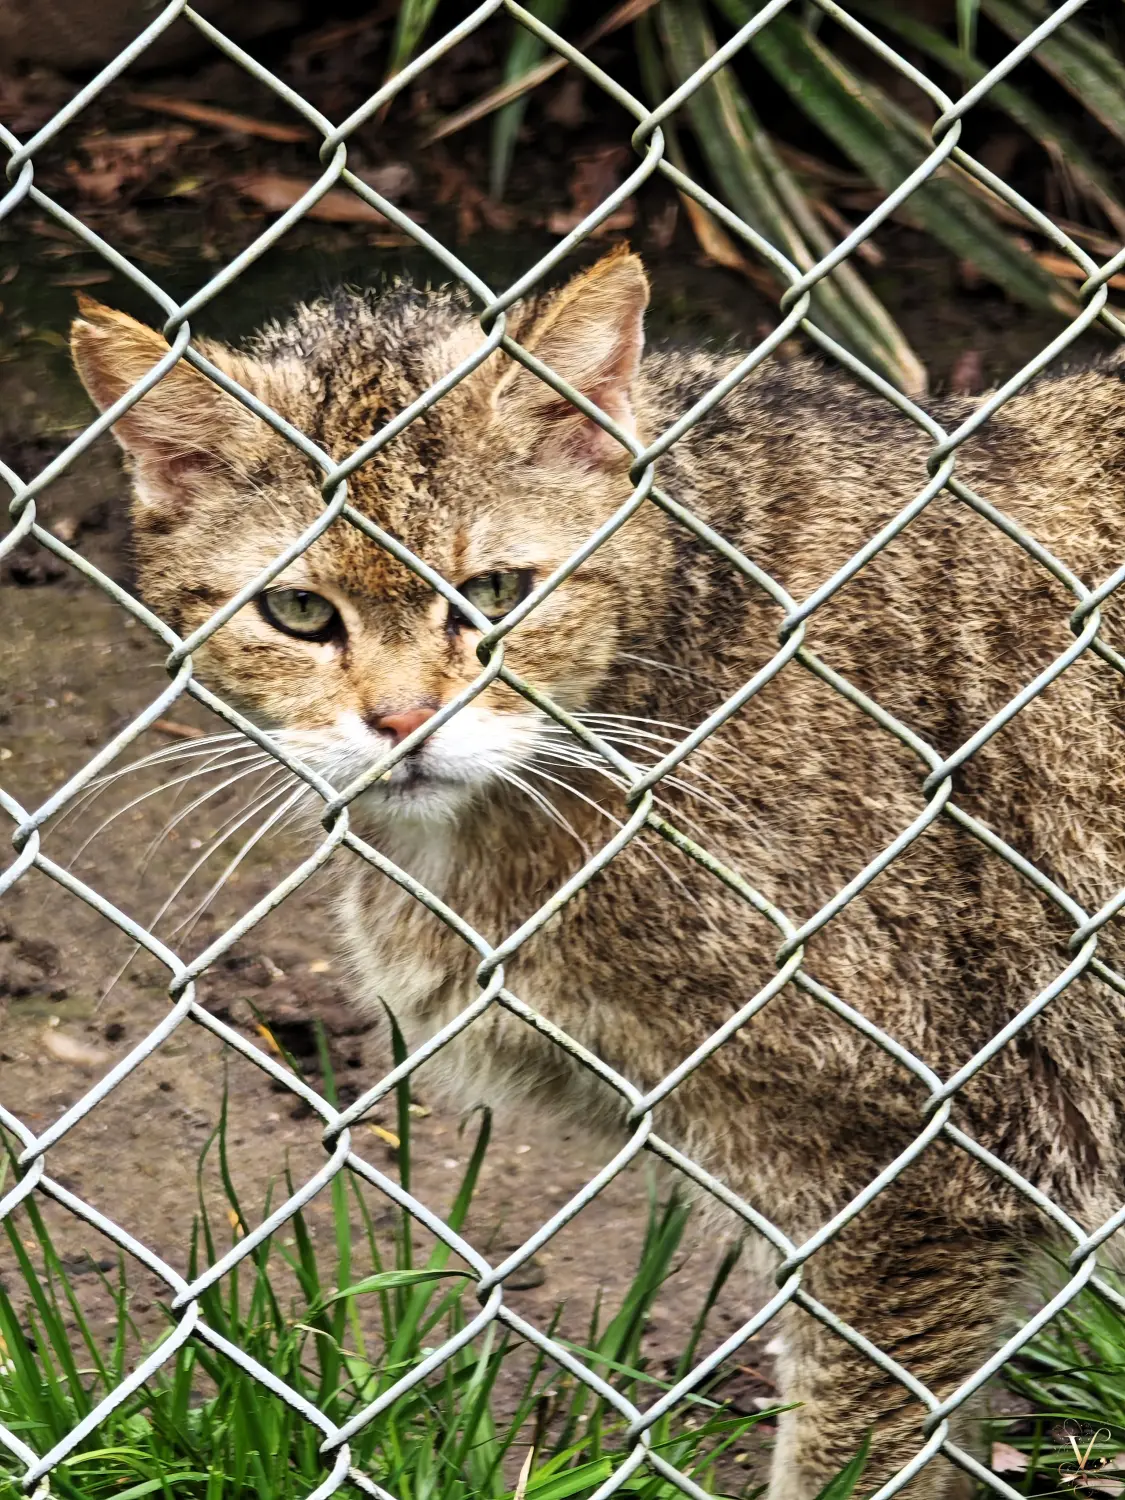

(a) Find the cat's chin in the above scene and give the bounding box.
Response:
[355,767,484,827]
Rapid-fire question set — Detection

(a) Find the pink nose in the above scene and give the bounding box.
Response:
[372,706,435,745]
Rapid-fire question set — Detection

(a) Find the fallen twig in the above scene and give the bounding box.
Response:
[424,0,660,145]
[151,718,206,740]
[124,91,310,144]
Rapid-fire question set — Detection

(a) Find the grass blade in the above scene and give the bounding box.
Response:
[386,0,443,79]
[957,0,980,81]
[491,0,569,200]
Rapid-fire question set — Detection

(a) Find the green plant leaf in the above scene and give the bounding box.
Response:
[387,0,443,79]
[520,1455,615,1500]
[851,0,1125,238]
[982,0,1125,149]
[658,0,928,394]
[714,0,1077,318]
[815,1434,871,1500]
[491,0,569,200]
[311,1268,472,1311]
[956,0,980,80]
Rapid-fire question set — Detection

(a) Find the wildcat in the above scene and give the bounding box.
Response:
[70,249,1125,1500]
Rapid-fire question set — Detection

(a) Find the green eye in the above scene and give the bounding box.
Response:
[456,570,531,625]
[259,588,340,641]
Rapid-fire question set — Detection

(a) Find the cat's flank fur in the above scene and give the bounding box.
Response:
[71,249,1125,1499]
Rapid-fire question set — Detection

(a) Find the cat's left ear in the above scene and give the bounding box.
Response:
[494,247,648,468]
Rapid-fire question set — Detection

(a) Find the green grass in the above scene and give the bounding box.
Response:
[0,1021,822,1500]
[991,1263,1125,1495]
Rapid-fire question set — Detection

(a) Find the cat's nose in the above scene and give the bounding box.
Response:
[370,706,435,745]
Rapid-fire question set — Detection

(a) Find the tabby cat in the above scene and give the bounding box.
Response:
[71,249,1125,1499]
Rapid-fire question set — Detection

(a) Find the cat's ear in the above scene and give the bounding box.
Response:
[494,247,648,468]
[70,297,262,511]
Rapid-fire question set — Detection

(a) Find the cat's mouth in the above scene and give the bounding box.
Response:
[361,745,484,817]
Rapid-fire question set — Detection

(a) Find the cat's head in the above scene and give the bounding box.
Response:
[70,249,658,822]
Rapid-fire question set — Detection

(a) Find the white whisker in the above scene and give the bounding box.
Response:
[521,762,712,915]
[66,750,272,870]
[170,782,310,944]
[96,778,299,1008]
[134,760,283,877]
[496,767,588,848]
[617,651,730,692]
[51,732,251,834]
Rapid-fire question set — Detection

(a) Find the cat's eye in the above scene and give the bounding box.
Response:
[259,588,341,642]
[454,570,532,626]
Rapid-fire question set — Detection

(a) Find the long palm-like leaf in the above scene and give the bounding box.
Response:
[982,0,1125,149]
[715,0,1077,317]
[659,0,928,393]
[852,0,1125,239]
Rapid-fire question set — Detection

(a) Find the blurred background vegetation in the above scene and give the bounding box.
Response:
[6,0,1125,394]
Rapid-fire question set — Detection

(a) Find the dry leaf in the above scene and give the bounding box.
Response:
[254,1022,282,1055]
[679,193,777,298]
[811,198,883,266]
[991,1443,1028,1474]
[124,91,309,144]
[68,127,194,204]
[647,199,679,252]
[547,145,636,238]
[49,271,113,288]
[233,173,394,225]
[1036,250,1125,291]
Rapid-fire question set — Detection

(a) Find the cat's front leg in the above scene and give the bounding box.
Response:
[765,1199,1025,1500]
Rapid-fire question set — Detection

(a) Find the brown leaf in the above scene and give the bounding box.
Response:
[679,193,777,298]
[1036,250,1125,291]
[233,173,393,224]
[647,199,679,252]
[124,91,310,144]
[49,270,113,288]
[68,127,194,204]
[545,76,587,129]
[547,145,636,238]
[991,1443,1029,1475]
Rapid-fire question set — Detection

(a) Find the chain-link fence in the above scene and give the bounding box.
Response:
[4,2,1125,1497]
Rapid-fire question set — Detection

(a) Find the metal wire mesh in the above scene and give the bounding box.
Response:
[4,2,1125,1495]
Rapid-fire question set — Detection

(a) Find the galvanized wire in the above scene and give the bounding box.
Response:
[2,2,1125,1497]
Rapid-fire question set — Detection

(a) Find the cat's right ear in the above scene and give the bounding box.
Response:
[70,298,261,513]
[492,247,649,469]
